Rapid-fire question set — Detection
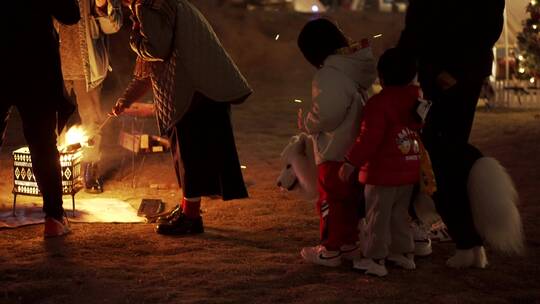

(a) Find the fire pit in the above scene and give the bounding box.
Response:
[12,145,84,217]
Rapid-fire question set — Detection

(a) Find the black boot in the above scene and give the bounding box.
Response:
[84,163,103,194]
[156,212,204,235]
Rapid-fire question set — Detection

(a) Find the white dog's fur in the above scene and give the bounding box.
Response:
[277,134,525,269]
[437,157,524,268]
[468,157,524,255]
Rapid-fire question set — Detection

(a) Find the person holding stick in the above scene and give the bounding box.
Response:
[112,0,252,235]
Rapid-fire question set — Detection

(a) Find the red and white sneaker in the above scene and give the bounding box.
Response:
[44,216,71,238]
[300,245,342,267]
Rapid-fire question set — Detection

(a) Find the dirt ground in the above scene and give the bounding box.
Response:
[1,3,540,304]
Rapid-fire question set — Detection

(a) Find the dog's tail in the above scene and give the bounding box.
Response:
[468,157,524,255]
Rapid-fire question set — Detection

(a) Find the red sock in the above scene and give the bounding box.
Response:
[182,198,201,219]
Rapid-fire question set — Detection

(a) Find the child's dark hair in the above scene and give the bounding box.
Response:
[297,18,349,68]
[377,48,417,86]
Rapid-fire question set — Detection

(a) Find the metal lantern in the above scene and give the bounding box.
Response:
[12,146,83,216]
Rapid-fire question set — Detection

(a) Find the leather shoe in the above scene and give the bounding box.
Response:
[155,205,182,224]
[156,213,204,235]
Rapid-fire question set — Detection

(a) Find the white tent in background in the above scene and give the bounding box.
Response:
[293,0,327,13]
[492,0,540,107]
[497,0,529,49]
[495,0,528,81]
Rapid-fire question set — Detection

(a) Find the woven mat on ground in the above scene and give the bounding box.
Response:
[0,198,144,228]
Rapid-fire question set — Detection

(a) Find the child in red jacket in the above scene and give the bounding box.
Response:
[340,48,423,277]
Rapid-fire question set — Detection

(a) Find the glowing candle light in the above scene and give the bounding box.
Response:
[294,99,303,103]
[311,5,319,12]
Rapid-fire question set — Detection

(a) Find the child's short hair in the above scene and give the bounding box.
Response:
[377,48,417,86]
[297,18,349,68]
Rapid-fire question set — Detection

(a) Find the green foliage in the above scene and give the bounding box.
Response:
[517,1,540,80]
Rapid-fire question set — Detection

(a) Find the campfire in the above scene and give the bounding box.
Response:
[12,125,87,216]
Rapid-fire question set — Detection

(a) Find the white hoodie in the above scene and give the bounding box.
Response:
[303,46,377,165]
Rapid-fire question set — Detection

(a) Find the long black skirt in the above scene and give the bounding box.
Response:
[169,92,248,201]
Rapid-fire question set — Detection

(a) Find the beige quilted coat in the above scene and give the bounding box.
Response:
[130,0,252,132]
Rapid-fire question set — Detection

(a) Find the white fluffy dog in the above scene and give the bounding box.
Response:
[277,134,525,269]
[444,157,524,268]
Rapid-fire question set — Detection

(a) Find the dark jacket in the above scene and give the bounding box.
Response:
[124,0,251,134]
[347,85,423,186]
[2,0,80,107]
[397,0,504,85]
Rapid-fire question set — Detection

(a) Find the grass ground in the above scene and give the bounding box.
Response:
[1,3,539,304]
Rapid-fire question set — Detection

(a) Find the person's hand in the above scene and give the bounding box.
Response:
[95,0,107,8]
[297,108,304,131]
[339,162,356,183]
[110,98,129,117]
[129,14,141,31]
[436,71,457,91]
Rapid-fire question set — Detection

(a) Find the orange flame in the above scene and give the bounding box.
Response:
[60,125,88,149]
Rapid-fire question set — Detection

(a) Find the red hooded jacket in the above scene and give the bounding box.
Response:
[347,85,423,186]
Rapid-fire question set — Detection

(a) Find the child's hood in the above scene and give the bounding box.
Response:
[323,47,377,90]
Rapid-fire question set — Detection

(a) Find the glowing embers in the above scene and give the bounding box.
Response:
[60,125,90,151]
[12,146,83,196]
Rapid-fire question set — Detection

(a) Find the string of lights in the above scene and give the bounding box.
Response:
[517,0,540,84]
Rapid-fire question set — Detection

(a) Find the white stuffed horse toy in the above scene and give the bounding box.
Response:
[277,133,318,203]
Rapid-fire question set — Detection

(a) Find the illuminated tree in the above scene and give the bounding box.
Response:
[517,0,540,83]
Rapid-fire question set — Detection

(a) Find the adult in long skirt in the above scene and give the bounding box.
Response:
[113,0,251,235]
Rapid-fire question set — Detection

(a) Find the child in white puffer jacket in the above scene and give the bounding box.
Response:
[297,18,377,267]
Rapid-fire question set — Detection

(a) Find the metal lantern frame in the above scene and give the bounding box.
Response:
[12,146,83,217]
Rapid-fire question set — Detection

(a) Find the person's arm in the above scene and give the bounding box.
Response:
[346,99,386,168]
[50,0,81,25]
[397,0,445,82]
[303,69,355,135]
[130,3,174,61]
[354,47,377,91]
[465,0,505,51]
[396,0,423,57]
[112,76,152,116]
[93,0,123,34]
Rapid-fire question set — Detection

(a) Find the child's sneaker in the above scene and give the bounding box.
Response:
[411,221,432,256]
[429,221,452,243]
[387,253,416,269]
[44,216,71,238]
[340,244,361,261]
[353,258,388,277]
[300,245,342,267]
